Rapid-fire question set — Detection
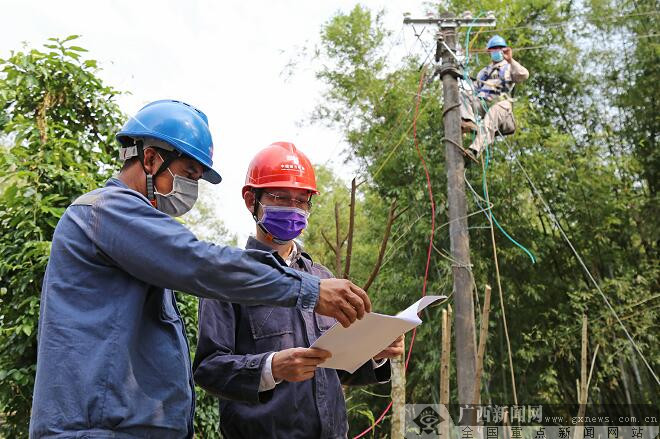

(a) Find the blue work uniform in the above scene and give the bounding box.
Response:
[29,178,320,439]
[193,237,391,439]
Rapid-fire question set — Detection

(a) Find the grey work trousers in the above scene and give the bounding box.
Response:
[460,91,516,156]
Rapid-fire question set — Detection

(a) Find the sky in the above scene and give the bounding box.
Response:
[2,0,431,242]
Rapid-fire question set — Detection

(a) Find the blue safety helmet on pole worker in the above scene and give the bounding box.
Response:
[116,99,222,185]
[487,35,507,49]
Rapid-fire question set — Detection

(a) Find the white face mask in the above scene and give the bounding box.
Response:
[154,163,199,217]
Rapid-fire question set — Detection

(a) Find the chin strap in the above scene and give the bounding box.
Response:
[134,141,157,207]
[145,175,157,207]
[133,140,182,208]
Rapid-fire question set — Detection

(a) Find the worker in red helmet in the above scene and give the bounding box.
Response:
[30,100,373,438]
[242,140,320,245]
[193,142,404,438]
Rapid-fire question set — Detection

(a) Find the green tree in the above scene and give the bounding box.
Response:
[183,184,237,246]
[304,3,659,435]
[0,38,230,438]
[179,186,237,439]
[0,36,124,437]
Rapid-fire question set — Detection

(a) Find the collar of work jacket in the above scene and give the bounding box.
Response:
[245,235,314,270]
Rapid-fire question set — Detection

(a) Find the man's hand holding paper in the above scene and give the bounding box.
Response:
[312,295,447,373]
[373,335,405,361]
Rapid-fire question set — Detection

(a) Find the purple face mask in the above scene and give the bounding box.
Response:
[258,204,309,242]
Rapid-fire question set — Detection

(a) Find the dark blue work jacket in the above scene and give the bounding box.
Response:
[193,237,391,439]
[29,178,320,439]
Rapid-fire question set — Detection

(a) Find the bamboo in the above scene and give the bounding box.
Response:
[391,337,406,439]
[440,306,452,439]
[574,315,588,439]
[473,285,492,405]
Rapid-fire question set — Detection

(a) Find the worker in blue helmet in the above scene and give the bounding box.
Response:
[460,35,529,162]
[115,99,222,216]
[29,100,372,438]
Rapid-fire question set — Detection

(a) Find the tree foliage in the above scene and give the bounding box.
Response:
[179,187,237,438]
[0,2,657,436]
[304,3,659,436]
[0,37,227,437]
[0,37,123,437]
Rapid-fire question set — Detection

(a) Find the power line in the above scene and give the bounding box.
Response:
[364,27,657,185]
[353,66,433,439]
[320,23,417,169]
[510,145,660,387]
[477,10,660,35]
[635,33,660,39]
[366,42,438,180]
[465,32,659,54]
[327,22,657,171]
[457,15,660,396]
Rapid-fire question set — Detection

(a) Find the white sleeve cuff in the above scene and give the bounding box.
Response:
[371,358,388,368]
[259,352,283,392]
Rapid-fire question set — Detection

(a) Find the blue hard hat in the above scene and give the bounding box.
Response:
[487,35,507,49]
[117,100,222,184]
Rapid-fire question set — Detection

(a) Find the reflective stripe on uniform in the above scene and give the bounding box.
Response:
[71,193,101,206]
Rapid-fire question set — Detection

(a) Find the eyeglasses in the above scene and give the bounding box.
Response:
[262,191,313,210]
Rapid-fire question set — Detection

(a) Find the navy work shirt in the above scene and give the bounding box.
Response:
[193,237,391,439]
[29,178,320,439]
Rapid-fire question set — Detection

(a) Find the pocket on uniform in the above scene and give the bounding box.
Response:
[159,289,180,322]
[496,100,516,135]
[315,313,337,332]
[247,306,296,351]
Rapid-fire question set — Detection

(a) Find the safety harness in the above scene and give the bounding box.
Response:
[477,62,515,99]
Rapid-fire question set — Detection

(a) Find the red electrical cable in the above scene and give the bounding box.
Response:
[353,67,436,439]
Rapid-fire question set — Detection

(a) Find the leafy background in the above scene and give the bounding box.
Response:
[0,0,658,436]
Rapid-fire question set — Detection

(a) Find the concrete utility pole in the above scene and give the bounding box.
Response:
[404,11,495,412]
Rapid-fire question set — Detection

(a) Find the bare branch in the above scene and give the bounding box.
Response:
[334,202,342,275]
[340,233,349,249]
[343,178,357,279]
[363,199,398,292]
[393,205,411,222]
[321,230,336,253]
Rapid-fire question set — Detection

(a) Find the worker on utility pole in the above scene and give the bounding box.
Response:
[29,102,372,439]
[460,35,529,161]
[193,142,404,439]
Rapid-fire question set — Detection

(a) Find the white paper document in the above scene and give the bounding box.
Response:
[310,295,447,373]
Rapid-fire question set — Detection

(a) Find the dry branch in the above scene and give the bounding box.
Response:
[321,230,336,253]
[363,199,398,292]
[472,285,492,405]
[333,202,342,275]
[343,178,357,278]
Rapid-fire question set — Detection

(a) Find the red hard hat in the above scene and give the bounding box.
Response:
[242,142,319,196]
